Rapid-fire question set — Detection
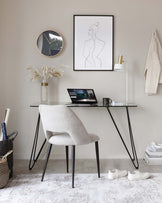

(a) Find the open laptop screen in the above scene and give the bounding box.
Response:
[67,89,97,104]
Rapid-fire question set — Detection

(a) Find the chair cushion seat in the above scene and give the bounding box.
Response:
[48,133,99,146]
[48,133,75,145]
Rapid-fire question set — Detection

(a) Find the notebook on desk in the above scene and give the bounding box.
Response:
[67,88,98,106]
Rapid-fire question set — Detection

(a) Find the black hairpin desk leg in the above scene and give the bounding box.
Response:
[29,114,46,170]
[107,107,139,169]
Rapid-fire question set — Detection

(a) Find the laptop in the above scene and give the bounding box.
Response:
[67,88,97,105]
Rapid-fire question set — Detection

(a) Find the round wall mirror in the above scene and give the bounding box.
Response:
[37,30,64,57]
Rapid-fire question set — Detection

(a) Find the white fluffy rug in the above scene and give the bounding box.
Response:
[0,173,162,203]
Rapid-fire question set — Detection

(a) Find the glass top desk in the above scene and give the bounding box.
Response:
[30,101,137,108]
[29,102,139,170]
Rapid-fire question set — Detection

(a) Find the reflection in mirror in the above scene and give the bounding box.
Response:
[37,30,64,56]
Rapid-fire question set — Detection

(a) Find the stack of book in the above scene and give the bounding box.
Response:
[144,142,162,165]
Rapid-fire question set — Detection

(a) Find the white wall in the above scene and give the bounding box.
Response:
[1,0,162,159]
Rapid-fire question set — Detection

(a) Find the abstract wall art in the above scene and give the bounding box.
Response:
[73,15,114,71]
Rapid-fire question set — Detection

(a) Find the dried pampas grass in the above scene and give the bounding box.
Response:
[27,66,62,82]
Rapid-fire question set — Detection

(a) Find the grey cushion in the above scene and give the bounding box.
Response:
[48,133,99,146]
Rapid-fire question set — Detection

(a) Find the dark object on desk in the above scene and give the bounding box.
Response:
[1,122,7,141]
[103,98,112,106]
[67,88,97,104]
[0,131,18,178]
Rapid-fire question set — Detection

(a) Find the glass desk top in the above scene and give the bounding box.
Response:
[30,102,137,108]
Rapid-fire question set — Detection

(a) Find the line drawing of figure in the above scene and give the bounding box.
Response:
[83,22,105,69]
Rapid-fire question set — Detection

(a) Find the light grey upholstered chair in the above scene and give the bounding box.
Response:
[39,105,100,188]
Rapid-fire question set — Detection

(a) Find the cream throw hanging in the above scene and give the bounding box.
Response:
[144,31,162,95]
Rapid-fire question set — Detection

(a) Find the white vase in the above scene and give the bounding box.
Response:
[41,83,48,103]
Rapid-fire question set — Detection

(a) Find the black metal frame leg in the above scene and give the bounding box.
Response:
[72,146,75,188]
[95,141,100,178]
[107,107,139,169]
[65,146,69,173]
[126,107,139,168]
[29,113,46,170]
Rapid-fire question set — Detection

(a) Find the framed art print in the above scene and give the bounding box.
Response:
[73,15,114,71]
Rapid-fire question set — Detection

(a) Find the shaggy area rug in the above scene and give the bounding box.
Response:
[0,173,161,203]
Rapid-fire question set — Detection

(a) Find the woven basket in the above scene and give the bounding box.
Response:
[0,140,13,178]
[0,150,12,189]
[0,158,9,189]
[0,131,18,179]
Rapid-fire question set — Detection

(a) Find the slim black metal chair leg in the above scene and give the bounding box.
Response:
[72,146,75,188]
[65,146,69,173]
[95,141,100,178]
[41,144,52,182]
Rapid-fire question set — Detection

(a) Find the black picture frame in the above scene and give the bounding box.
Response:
[73,15,114,71]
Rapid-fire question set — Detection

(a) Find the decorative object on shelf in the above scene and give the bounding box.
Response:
[73,15,114,71]
[37,30,64,57]
[27,66,62,103]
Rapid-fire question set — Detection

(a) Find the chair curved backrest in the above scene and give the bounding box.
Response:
[39,105,91,145]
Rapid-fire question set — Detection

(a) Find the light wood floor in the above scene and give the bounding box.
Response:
[14,159,162,176]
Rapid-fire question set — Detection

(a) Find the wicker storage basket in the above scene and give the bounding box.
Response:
[0,140,13,178]
[0,150,12,189]
[0,158,9,189]
[0,131,17,179]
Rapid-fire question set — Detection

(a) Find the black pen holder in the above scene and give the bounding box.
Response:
[103,98,112,106]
